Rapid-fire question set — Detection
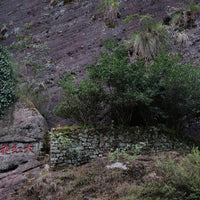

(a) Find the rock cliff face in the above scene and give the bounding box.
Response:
[0,0,199,198]
[0,0,199,127]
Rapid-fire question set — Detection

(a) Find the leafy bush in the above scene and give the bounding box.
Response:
[88,43,144,125]
[139,148,200,200]
[88,44,200,129]
[0,45,16,118]
[55,73,105,125]
[56,41,200,130]
[146,54,200,130]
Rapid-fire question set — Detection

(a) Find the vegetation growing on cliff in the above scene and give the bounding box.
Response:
[0,45,16,118]
[56,3,200,131]
[56,41,200,132]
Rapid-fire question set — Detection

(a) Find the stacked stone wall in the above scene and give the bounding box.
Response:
[50,128,189,168]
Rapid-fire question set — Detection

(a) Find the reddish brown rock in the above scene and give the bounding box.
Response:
[0,98,48,140]
[0,98,48,199]
[0,156,44,200]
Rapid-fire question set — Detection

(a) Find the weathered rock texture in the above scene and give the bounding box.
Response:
[0,99,48,200]
[0,156,44,200]
[0,98,48,159]
[0,99,48,139]
[50,128,190,168]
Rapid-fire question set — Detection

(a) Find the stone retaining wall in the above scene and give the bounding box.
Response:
[50,127,190,168]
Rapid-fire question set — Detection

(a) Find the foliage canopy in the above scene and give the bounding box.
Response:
[56,40,200,131]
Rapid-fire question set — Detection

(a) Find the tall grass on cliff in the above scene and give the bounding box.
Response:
[0,45,16,118]
[99,0,121,28]
[124,14,169,60]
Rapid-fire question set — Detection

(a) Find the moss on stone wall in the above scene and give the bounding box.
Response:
[50,126,199,168]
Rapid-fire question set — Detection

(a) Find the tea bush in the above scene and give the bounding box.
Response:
[57,41,200,130]
[0,45,16,118]
[88,43,200,129]
[55,72,105,125]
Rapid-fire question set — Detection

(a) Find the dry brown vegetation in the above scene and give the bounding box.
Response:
[22,151,183,200]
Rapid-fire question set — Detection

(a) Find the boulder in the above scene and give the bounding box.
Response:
[0,98,48,140]
[0,98,48,199]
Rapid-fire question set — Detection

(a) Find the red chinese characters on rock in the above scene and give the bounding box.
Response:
[11,144,23,154]
[0,145,10,155]
[0,144,34,155]
[24,144,34,154]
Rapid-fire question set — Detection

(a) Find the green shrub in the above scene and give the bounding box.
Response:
[139,148,200,200]
[146,54,200,130]
[109,142,146,162]
[56,41,200,130]
[88,44,200,129]
[0,45,16,118]
[88,44,145,125]
[55,73,105,125]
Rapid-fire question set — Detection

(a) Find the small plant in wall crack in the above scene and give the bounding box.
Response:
[49,131,72,148]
